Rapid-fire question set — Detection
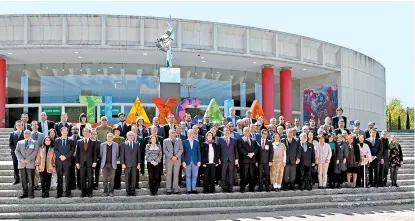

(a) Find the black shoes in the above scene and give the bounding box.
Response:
[55,194,62,199]
[12,180,20,185]
[18,194,28,199]
[65,193,72,198]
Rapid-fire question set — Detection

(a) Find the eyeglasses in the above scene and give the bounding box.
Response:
[198,122,203,124]
[101,119,107,121]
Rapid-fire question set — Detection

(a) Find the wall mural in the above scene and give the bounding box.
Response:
[176,97,202,123]
[303,84,338,125]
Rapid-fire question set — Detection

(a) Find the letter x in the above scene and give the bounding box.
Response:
[152,97,178,125]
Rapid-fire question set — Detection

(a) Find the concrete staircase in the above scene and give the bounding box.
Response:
[0,128,412,219]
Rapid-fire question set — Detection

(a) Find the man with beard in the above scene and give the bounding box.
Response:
[117,113,131,138]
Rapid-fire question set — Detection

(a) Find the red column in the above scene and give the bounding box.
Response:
[280,67,292,122]
[0,58,5,128]
[261,64,274,121]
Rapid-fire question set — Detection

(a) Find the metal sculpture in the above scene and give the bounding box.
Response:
[155,15,175,68]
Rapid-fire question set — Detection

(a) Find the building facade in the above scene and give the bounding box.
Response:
[0,14,386,129]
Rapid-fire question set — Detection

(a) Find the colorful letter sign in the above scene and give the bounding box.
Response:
[223,99,234,118]
[125,96,151,124]
[250,100,268,124]
[79,96,102,123]
[176,97,201,123]
[205,98,223,123]
[153,97,178,125]
[103,96,119,124]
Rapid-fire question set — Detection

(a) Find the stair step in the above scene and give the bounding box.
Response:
[0,198,412,219]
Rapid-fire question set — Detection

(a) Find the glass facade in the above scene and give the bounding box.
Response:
[5,63,272,127]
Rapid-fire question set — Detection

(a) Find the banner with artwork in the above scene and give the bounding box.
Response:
[303,84,338,125]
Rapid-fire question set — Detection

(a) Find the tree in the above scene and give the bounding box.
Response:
[386,98,414,130]
[398,116,401,130]
[406,108,410,130]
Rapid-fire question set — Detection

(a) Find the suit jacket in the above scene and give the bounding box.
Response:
[332,116,347,129]
[31,131,45,146]
[238,137,259,164]
[137,126,149,139]
[76,139,97,167]
[226,115,241,126]
[334,128,350,135]
[299,142,315,167]
[366,137,384,159]
[162,138,184,160]
[163,124,176,139]
[182,139,201,165]
[202,123,213,132]
[38,120,55,133]
[184,122,194,131]
[55,122,72,137]
[258,139,274,164]
[117,122,131,138]
[100,142,119,169]
[54,137,74,163]
[15,139,40,169]
[365,130,380,139]
[218,137,239,162]
[120,141,140,167]
[9,131,24,151]
[201,142,220,165]
[283,138,301,165]
[21,123,32,132]
[35,146,56,173]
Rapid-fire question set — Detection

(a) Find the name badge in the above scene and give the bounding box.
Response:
[265,145,269,150]
[29,144,34,149]
[116,161,120,164]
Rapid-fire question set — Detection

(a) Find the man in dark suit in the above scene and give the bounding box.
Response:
[120,131,141,196]
[366,129,384,188]
[332,107,347,129]
[38,112,55,134]
[298,133,315,191]
[55,113,72,137]
[54,127,74,198]
[117,113,131,138]
[334,119,350,135]
[196,119,207,137]
[69,127,81,190]
[380,130,390,187]
[184,113,194,131]
[218,127,239,192]
[202,115,213,132]
[9,120,24,185]
[76,128,97,197]
[20,113,32,132]
[282,128,301,190]
[365,122,380,139]
[257,129,273,192]
[238,127,259,192]
[163,114,176,139]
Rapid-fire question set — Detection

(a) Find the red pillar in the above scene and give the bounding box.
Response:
[0,58,5,128]
[280,67,292,122]
[261,64,274,121]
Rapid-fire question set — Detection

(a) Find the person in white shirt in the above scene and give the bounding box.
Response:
[315,135,332,189]
[201,131,219,193]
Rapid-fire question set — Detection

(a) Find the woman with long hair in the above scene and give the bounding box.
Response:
[35,136,56,198]
[47,129,58,190]
[145,135,162,195]
[389,135,403,187]
[270,133,286,191]
[201,131,219,193]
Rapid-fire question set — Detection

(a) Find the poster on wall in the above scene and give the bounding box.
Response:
[303,84,338,125]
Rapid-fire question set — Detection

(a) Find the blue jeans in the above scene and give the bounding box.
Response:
[186,162,199,191]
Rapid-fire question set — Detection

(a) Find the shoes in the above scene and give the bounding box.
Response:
[173,192,180,195]
[109,193,114,197]
[34,186,40,191]
[55,194,62,199]
[275,188,280,192]
[186,191,191,195]
[94,187,98,190]
[103,192,109,197]
[166,192,171,195]
[18,194,28,199]
[65,193,72,198]
[41,193,46,198]
[131,192,137,196]
[81,193,86,198]
[192,190,198,194]
[12,180,20,185]
[136,186,141,189]
[45,192,49,198]
[240,189,245,193]
[88,194,93,198]
[29,195,34,199]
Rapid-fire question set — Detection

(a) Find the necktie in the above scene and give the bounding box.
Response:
[84,139,88,152]
[226,138,229,147]
[23,124,26,131]
[372,138,375,146]
[131,142,133,149]
[25,140,28,149]
[62,139,66,147]
[33,132,38,141]
[17,132,21,137]
[247,138,251,146]
[262,140,265,150]
[171,139,175,148]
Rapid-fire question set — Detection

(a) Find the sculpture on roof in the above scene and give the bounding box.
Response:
[155,15,175,68]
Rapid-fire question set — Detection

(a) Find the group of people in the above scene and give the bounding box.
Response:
[10,107,404,199]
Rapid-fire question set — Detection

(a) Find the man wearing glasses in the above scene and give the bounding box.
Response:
[96,116,112,143]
